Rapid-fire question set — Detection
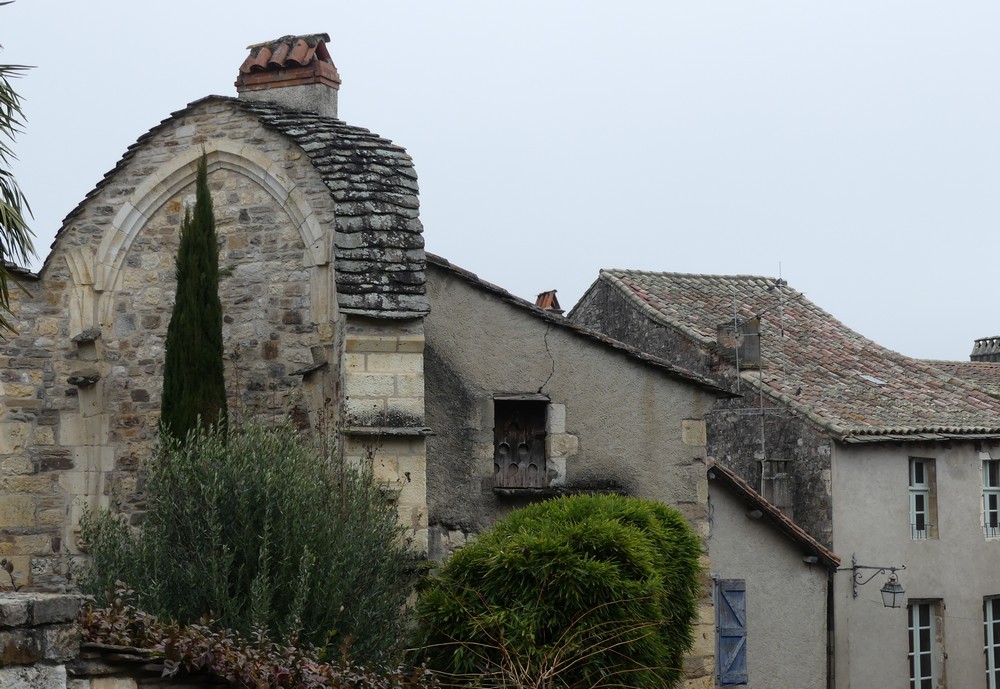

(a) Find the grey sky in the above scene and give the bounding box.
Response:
[5,1,999,360]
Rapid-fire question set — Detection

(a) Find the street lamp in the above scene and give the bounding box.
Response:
[847,554,906,608]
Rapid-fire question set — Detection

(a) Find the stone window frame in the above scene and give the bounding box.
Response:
[909,457,938,540]
[984,460,1000,539]
[985,596,1000,689]
[492,396,548,490]
[490,395,572,492]
[908,599,945,689]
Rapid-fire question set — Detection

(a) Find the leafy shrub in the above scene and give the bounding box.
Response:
[80,422,415,667]
[412,494,702,689]
[80,582,438,689]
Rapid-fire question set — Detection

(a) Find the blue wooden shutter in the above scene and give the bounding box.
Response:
[717,579,748,685]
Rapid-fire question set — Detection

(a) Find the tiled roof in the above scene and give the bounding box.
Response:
[924,360,1000,398]
[239,34,334,74]
[45,96,427,317]
[535,290,561,311]
[596,270,1000,442]
[426,255,731,396]
[236,34,341,92]
[708,461,839,570]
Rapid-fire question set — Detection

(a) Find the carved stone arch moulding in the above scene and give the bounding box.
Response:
[94,141,330,305]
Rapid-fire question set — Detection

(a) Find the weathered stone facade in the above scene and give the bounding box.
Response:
[572,276,837,545]
[0,83,430,586]
[0,592,81,688]
[0,34,742,686]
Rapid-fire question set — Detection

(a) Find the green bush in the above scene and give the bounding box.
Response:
[412,494,702,689]
[80,422,415,667]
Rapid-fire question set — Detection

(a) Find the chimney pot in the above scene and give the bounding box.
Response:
[535,290,564,316]
[971,336,1000,362]
[236,33,340,119]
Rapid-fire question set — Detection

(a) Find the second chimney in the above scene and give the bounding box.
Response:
[236,33,340,119]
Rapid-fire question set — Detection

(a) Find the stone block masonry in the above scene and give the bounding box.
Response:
[0,95,431,586]
[0,592,227,688]
[341,315,428,553]
[0,592,81,688]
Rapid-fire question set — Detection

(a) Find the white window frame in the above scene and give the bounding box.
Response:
[909,459,934,540]
[986,597,1000,689]
[985,461,1000,538]
[908,601,939,689]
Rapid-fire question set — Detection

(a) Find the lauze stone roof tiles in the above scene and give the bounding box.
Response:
[599,269,1000,442]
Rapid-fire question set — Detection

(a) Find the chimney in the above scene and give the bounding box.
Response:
[535,290,563,316]
[971,336,1000,362]
[236,34,341,119]
[716,317,761,368]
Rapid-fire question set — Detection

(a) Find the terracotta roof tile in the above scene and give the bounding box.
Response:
[535,290,561,311]
[598,270,1000,441]
[924,360,1000,398]
[240,33,332,74]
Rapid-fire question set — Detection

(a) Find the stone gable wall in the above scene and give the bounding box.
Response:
[571,278,835,547]
[0,100,347,589]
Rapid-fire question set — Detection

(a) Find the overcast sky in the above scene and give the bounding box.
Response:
[4,2,999,360]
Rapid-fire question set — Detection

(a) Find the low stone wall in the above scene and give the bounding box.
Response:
[0,592,81,688]
[0,592,222,689]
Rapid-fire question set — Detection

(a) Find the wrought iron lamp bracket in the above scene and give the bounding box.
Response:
[846,553,906,598]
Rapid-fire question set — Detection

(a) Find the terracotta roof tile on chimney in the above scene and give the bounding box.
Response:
[236,34,341,118]
[535,290,563,315]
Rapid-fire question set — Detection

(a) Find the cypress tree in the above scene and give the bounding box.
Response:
[161,154,227,439]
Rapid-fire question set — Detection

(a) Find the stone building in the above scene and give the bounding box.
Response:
[0,33,430,588]
[570,269,1000,688]
[0,33,782,689]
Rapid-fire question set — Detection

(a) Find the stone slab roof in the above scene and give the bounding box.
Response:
[594,270,1000,442]
[708,461,839,570]
[238,99,427,317]
[45,95,427,317]
[426,254,732,397]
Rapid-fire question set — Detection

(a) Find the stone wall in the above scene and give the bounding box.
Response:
[0,592,80,688]
[0,96,430,588]
[0,592,225,688]
[341,315,428,552]
[708,391,834,547]
[571,277,835,547]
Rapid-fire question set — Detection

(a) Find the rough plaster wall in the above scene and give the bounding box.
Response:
[707,484,828,689]
[425,266,714,546]
[572,279,835,548]
[424,265,718,684]
[832,440,1000,689]
[0,100,340,588]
